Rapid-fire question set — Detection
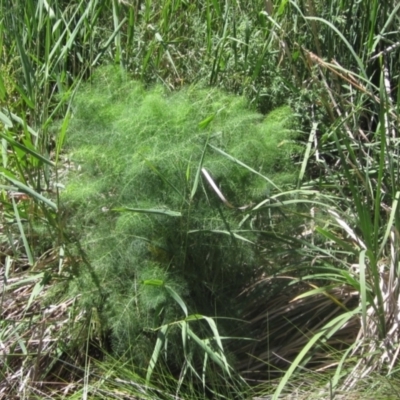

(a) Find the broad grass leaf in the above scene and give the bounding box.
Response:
[165,285,188,317]
[4,273,44,291]
[315,226,356,253]
[25,279,45,312]
[146,324,168,386]
[12,197,33,265]
[0,110,12,128]
[4,175,57,210]
[198,114,215,129]
[0,73,5,100]
[298,122,317,186]
[112,207,181,217]
[0,130,53,166]
[186,325,231,377]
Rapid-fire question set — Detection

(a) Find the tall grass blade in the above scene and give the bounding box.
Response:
[378,191,400,257]
[112,207,182,217]
[208,144,281,191]
[359,250,367,336]
[0,111,12,128]
[146,324,169,386]
[305,16,368,80]
[25,279,45,312]
[298,122,317,187]
[272,308,360,400]
[55,111,70,165]
[143,158,187,202]
[1,110,38,137]
[0,132,54,167]
[190,134,210,201]
[3,175,57,210]
[164,285,188,317]
[11,197,33,265]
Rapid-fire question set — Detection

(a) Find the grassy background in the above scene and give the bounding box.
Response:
[1,0,400,398]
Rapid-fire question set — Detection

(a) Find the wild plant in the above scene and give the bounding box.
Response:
[61,65,302,385]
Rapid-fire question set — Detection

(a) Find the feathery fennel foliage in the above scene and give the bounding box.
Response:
[62,66,301,370]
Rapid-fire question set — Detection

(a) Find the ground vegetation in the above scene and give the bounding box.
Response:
[1,0,400,399]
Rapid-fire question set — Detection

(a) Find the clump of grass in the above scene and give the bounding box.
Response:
[61,65,302,378]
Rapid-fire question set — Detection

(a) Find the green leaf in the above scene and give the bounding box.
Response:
[4,273,44,291]
[190,135,209,201]
[0,110,13,128]
[208,144,281,191]
[3,175,57,210]
[186,325,231,377]
[146,324,169,385]
[56,110,70,164]
[12,197,33,265]
[315,226,357,253]
[198,114,215,129]
[142,279,164,286]
[25,280,45,312]
[0,130,53,166]
[165,285,188,317]
[298,122,317,186]
[112,207,181,217]
[0,73,6,101]
[2,109,38,137]
[378,192,400,256]
[305,17,368,81]
[359,250,367,336]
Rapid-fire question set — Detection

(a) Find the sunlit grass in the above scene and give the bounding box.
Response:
[0,0,400,398]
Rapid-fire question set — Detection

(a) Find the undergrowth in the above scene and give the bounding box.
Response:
[61,66,302,374]
[1,0,400,398]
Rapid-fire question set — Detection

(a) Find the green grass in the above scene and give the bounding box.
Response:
[1,0,400,398]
